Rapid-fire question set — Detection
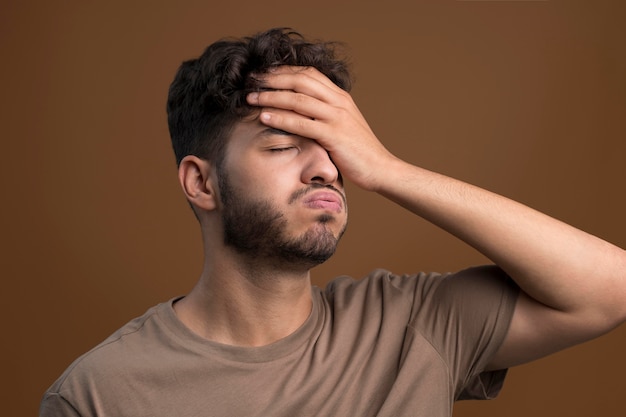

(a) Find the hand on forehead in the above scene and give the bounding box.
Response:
[246,65,393,193]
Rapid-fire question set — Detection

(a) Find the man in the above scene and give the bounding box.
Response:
[40,28,626,416]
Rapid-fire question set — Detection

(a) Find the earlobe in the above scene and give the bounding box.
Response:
[178,156,218,211]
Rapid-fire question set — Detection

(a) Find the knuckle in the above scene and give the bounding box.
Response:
[294,93,307,106]
[335,107,349,120]
[337,90,352,102]
[296,117,310,131]
[257,91,270,105]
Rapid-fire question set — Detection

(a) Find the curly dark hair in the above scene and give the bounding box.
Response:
[166,27,352,168]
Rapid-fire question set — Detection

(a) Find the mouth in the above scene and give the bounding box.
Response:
[302,191,343,213]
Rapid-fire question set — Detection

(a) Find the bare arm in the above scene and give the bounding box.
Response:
[247,66,626,369]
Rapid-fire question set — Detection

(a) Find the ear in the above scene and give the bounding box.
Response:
[178,155,218,212]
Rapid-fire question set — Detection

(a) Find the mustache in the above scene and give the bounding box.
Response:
[288,183,347,206]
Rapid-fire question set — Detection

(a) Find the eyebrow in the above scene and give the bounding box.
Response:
[259,127,293,137]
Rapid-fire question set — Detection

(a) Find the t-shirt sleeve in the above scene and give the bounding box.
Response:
[406,265,519,400]
[40,392,82,417]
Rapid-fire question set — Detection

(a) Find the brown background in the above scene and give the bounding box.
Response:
[2,1,625,416]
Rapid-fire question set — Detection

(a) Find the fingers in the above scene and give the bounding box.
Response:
[245,65,370,155]
[260,107,339,147]
[246,66,357,133]
[251,66,349,107]
[246,69,334,137]
[263,66,344,94]
[248,89,334,122]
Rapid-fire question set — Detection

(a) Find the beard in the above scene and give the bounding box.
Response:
[219,172,347,270]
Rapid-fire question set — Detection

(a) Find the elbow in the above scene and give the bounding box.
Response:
[591,248,626,334]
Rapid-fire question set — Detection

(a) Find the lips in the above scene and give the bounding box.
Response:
[302,191,343,213]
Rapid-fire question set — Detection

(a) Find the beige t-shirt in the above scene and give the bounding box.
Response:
[41,266,518,417]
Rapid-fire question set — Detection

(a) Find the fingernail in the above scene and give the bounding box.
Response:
[247,92,259,102]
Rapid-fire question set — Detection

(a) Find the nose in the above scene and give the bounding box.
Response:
[301,142,340,186]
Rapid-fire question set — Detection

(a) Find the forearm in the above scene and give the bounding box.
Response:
[376,157,626,324]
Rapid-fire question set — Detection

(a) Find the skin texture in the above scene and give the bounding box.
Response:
[242,66,626,370]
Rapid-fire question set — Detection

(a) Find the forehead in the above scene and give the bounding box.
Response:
[226,117,267,148]
[226,116,294,150]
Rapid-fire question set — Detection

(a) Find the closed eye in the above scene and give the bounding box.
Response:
[269,146,297,152]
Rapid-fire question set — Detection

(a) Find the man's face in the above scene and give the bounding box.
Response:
[216,117,348,269]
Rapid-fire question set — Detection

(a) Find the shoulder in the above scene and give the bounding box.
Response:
[322,267,493,305]
[318,268,451,327]
[45,300,173,396]
[319,266,518,329]
[324,268,440,298]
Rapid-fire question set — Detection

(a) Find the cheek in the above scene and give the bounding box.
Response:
[248,164,299,192]
[233,171,295,205]
[224,151,304,200]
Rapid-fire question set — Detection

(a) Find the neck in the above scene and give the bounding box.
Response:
[174,249,314,347]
